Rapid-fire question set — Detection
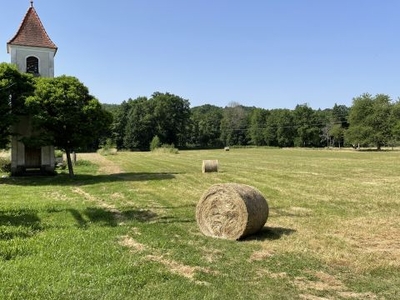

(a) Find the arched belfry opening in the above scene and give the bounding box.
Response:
[26,56,39,75]
[7,2,58,175]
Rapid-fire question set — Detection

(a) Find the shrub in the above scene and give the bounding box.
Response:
[150,136,178,154]
[55,149,64,158]
[98,139,117,156]
[0,157,11,173]
[74,159,94,167]
[97,148,117,156]
[150,136,161,151]
[152,143,179,154]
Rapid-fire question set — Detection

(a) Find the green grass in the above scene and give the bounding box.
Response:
[1,148,399,299]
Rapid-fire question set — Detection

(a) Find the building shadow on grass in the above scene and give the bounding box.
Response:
[0,172,178,186]
[242,226,296,242]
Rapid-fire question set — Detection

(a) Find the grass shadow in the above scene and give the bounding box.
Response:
[0,172,177,187]
[67,207,159,228]
[0,209,41,226]
[0,209,42,240]
[145,204,197,210]
[154,216,195,224]
[356,148,398,152]
[68,209,89,229]
[121,209,158,223]
[243,226,296,241]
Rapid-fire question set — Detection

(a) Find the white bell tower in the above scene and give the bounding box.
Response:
[7,1,58,175]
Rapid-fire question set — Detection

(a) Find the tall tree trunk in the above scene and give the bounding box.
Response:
[65,148,74,177]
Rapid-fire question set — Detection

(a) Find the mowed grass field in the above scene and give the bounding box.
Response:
[1,148,399,299]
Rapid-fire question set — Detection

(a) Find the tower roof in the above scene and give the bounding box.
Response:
[7,2,57,53]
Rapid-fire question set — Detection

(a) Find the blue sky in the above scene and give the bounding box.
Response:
[1,1,399,109]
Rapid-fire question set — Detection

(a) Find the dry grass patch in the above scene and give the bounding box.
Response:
[331,217,400,269]
[263,208,400,275]
[118,235,146,252]
[295,271,378,300]
[200,247,224,263]
[249,249,275,262]
[146,254,217,283]
[118,232,219,284]
[337,291,378,299]
[118,225,219,284]
[110,192,125,200]
[46,191,70,201]
[77,152,123,175]
[295,271,345,292]
[72,187,124,221]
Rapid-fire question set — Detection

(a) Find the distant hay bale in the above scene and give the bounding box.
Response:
[202,160,218,173]
[224,146,230,151]
[196,183,269,240]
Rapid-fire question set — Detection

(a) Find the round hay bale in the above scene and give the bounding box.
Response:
[202,160,218,173]
[196,183,269,240]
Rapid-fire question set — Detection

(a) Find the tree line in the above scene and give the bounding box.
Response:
[2,62,400,157]
[105,93,400,151]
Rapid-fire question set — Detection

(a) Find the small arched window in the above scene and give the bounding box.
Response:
[26,56,39,75]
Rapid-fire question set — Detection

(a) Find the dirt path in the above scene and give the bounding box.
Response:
[77,153,123,175]
[71,153,125,221]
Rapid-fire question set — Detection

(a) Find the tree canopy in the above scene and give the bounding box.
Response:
[346,93,394,150]
[24,87,400,153]
[26,75,112,176]
[119,92,191,151]
[0,63,34,148]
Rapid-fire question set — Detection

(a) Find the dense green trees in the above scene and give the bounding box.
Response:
[346,94,395,150]
[190,104,223,148]
[328,104,349,148]
[249,108,268,146]
[2,62,400,154]
[110,100,131,150]
[111,92,191,151]
[0,63,34,148]
[123,97,155,150]
[220,102,250,146]
[269,109,296,147]
[391,101,400,145]
[107,94,400,150]
[293,104,322,147]
[152,92,191,147]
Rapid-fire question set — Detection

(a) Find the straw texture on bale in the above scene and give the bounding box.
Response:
[202,160,218,173]
[196,183,269,240]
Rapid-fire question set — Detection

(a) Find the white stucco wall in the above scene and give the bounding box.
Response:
[9,45,55,78]
[41,145,55,167]
[9,45,56,175]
